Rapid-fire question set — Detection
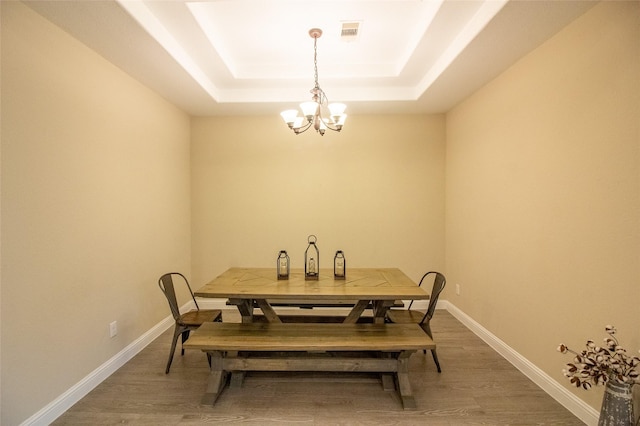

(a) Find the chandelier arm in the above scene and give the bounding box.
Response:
[293,120,313,135]
[314,106,341,132]
[321,122,342,132]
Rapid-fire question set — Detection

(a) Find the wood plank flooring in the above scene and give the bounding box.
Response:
[52,310,583,425]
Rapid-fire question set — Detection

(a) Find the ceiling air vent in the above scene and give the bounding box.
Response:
[341,22,361,42]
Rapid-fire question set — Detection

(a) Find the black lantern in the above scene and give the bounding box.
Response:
[304,235,319,281]
[334,250,346,280]
[277,250,290,280]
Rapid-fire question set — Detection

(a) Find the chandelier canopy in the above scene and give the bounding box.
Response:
[280,28,347,136]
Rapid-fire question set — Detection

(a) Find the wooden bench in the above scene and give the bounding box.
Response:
[183,322,435,410]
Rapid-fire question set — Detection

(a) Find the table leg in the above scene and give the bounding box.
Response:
[201,351,228,406]
[344,300,370,323]
[396,350,417,410]
[371,300,394,324]
[229,298,254,323]
[255,299,282,323]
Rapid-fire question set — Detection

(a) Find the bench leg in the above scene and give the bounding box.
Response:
[396,350,417,410]
[230,371,245,388]
[379,352,396,391]
[201,351,227,406]
[228,351,246,389]
[381,373,396,391]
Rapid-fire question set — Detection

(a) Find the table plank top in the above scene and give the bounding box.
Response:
[194,267,429,300]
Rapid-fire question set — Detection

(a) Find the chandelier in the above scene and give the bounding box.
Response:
[280,28,347,136]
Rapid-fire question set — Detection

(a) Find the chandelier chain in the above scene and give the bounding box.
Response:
[312,36,326,105]
[313,37,319,90]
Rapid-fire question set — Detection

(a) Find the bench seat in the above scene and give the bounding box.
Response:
[184,322,435,410]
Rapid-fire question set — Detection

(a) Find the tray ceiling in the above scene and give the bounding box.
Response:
[24,0,597,116]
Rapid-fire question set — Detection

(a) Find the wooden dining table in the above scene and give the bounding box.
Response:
[195,267,429,324]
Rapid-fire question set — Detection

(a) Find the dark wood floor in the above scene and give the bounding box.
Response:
[53,310,583,425]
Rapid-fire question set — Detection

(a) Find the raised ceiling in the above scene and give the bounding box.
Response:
[24,0,597,116]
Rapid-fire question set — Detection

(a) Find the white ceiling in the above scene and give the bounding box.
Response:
[24,0,597,116]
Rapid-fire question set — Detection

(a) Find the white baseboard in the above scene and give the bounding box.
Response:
[21,310,178,426]
[444,301,599,426]
[23,299,598,426]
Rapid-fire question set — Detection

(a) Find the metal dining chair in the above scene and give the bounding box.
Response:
[386,271,446,372]
[158,272,222,374]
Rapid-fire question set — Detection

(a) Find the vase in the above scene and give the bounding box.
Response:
[598,379,635,426]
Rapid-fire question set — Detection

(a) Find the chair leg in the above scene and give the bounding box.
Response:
[166,324,183,374]
[431,348,442,373]
[418,322,440,372]
[180,330,191,356]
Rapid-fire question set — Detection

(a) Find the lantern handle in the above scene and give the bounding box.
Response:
[308,234,317,244]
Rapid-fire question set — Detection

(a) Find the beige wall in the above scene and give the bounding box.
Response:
[2,0,638,424]
[445,0,639,412]
[191,114,446,287]
[1,3,191,424]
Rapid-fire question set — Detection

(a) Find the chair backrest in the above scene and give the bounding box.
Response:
[158,272,199,322]
[407,271,446,322]
[418,271,446,324]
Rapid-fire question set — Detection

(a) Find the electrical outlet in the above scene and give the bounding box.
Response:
[455,284,460,295]
[109,321,118,338]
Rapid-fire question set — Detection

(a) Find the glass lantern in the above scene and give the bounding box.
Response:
[277,250,290,280]
[334,250,346,280]
[304,235,319,281]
